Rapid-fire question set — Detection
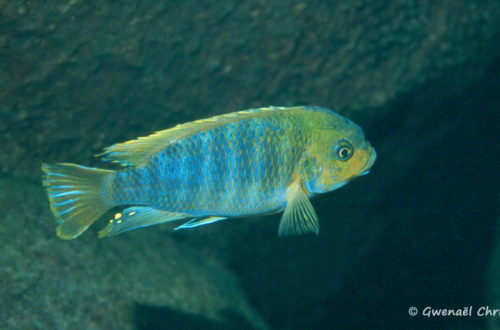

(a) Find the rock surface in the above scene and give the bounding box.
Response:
[0,178,268,329]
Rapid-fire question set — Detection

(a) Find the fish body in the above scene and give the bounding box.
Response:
[42,106,376,239]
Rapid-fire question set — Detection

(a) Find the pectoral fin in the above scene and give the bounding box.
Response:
[278,184,319,237]
[174,216,227,230]
[98,206,190,237]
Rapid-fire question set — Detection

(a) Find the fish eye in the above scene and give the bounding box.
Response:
[334,140,354,161]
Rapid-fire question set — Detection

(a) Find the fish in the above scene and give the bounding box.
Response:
[41,106,376,239]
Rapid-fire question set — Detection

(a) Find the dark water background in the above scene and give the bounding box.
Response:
[1,1,499,329]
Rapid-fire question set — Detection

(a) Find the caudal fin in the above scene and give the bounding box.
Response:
[41,163,114,239]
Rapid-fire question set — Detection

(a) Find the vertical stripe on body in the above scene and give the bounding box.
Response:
[228,122,240,213]
[247,119,260,210]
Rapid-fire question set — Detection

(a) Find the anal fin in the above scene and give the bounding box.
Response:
[98,206,190,237]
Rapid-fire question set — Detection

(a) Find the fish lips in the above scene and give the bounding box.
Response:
[360,142,377,176]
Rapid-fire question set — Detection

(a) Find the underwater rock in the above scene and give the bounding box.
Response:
[0,178,268,329]
[1,0,499,180]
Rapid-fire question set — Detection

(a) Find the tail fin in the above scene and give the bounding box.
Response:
[41,163,114,239]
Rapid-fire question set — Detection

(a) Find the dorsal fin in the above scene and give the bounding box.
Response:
[98,106,305,166]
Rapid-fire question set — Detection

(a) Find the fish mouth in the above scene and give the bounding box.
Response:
[360,142,377,176]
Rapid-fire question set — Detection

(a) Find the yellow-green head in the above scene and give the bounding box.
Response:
[299,109,376,195]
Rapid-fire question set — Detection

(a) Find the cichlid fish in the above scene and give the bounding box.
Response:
[42,106,376,239]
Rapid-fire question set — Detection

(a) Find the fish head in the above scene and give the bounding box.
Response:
[301,112,376,194]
